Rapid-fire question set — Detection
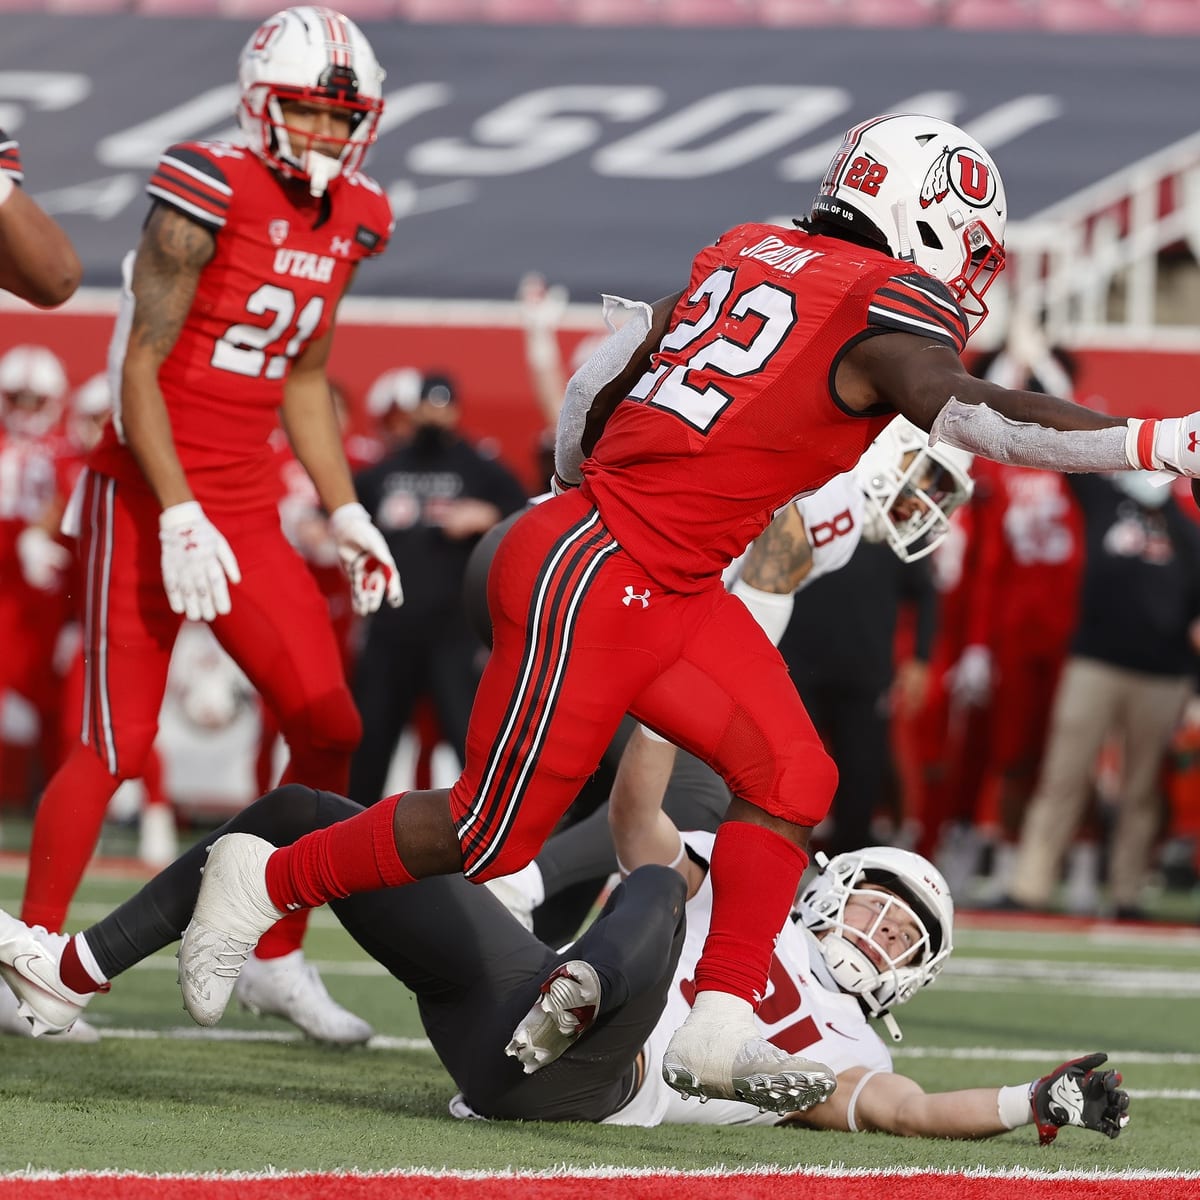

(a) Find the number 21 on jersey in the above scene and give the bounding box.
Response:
[211,284,325,380]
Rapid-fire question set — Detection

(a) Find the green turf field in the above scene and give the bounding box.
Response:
[1,862,1197,1176]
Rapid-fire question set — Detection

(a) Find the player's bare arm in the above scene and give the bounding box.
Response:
[281,322,357,514]
[608,726,695,881]
[0,185,82,307]
[784,1067,1008,1138]
[580,290,683,455]
[739,503,814,594]
[122,204,215,508]
[838,332,1122,434]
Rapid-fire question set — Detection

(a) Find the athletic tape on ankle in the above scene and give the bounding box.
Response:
[845,1069,880,1132]
[997,1082,1035,1129]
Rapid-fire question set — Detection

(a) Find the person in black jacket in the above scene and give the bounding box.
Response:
[348,370,528,806]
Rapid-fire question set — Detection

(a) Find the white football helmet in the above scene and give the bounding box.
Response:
[68,372,113,452]
[858,416,973,562]
[236,6,385,196]
[0,344,67,438]
[796,846,954,1031]
[811,113,1007,334]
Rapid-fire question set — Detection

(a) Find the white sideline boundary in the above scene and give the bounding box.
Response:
[3,1166,1199,1182]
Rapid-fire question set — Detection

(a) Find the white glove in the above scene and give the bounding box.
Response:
[158,501,241,623]
[328,501,403,616]
[949,644,993,708]
[17,525,71,591]
[1126,415,1200,476]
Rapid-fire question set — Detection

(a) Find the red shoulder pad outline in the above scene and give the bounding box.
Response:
[146,141,240,231]
[867,270,968,353]
[0,130,23,183]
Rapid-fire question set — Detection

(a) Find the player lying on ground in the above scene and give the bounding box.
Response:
[0,785,1127,1142]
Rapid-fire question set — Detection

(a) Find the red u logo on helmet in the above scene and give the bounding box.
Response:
[953,153,994,205]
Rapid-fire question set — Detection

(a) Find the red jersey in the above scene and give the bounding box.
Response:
[582,223,968,593]
[962,460,1083,654]
[91,140,393,513]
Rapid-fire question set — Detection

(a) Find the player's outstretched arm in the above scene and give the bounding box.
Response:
[786,1054,1129,1141]
[0,134,82,307]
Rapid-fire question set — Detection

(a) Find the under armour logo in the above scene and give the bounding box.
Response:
[622,586,651,608]
[330,235,353,256]
[1189,430,1198,454]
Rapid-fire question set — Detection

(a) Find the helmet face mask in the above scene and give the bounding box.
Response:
[796,847,955,1021]
[811,113,1008,335]
[237,7,385,195]
[858,416,974,562]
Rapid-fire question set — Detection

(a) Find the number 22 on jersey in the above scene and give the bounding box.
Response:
[630,266,798,434]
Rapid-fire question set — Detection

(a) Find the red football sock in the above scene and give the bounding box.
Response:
[22,745,121,933]
[264,793,416,910]
[59,936,109,995]
[252,908,310,960]
[694,820,810,1006]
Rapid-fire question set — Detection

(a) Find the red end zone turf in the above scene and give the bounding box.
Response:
[2,1171,1198,1200]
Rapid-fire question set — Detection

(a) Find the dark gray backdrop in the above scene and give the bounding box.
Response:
[2,15,1195,299]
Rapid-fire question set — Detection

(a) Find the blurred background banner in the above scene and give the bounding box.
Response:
[3,15,1198,301]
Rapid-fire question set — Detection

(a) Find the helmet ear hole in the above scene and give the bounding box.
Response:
[917,221,943,250]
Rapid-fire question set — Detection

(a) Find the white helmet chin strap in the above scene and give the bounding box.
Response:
[304,150,340,197]
[891,198,915,264]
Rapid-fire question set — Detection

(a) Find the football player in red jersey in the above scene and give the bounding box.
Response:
[175,112,1200,1109]
[14,7,400,1046]
[0,130,81,308]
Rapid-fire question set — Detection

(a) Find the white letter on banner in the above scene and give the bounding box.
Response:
[408,86,663,176]
[595,87,849,179]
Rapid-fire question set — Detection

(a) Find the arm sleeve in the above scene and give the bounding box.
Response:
[555,295,653,485]
[146,142,233,231]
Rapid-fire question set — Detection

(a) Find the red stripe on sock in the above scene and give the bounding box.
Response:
[694,821,809,1006]
[59,937,104,995]
[264,794,416,910]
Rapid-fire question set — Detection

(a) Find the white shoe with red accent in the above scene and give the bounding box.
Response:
[662,995,836,1114]
[235,950,373,1045]
[0,910,100,1039]
[178,833,286,1027]
[505,960,601,1074]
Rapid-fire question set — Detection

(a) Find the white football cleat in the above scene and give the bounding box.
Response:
[0,910,98,1038]
[235,949,373,1045]
[505,959,601,1074]
[179,833,286,1027]
[482,872,537,932]
[0,977,100,1043]
[662,1009,836,1114]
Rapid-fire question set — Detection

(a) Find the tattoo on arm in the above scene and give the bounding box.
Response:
[742,508,814,594]
[128,206,215,360]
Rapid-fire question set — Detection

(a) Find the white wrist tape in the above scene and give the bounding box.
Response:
[997,1082,1035,1130]
[929,399,1129,473]
[616,834,686,878]
[0,171,13,207]
[1127,415,1200,476]
[728,577,795,647]
[845,1069,882,1132]
[555,294,653,485]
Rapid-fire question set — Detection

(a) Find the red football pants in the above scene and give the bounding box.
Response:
[449,491,836,881]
